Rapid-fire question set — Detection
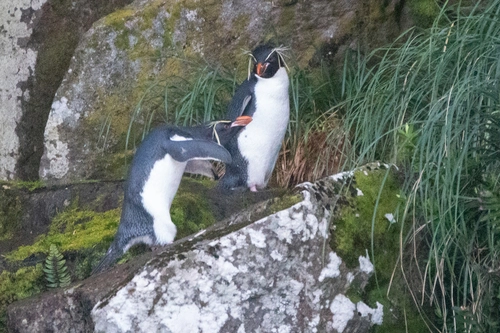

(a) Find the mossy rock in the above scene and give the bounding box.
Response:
[332,167,402,270]
[331,165,428,332]
[0,265,45,332]
[0,188,22,242]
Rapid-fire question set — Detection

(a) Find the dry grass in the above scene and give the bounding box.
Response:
[274,113,349,188]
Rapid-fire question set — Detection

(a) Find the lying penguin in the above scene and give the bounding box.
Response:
[220,44,290,192]
[92,116,252,274]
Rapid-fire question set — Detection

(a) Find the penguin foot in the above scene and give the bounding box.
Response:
[249,185,258,192]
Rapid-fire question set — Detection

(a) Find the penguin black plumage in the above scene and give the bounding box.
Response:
[220,44,290,192]
[92,117,252,274]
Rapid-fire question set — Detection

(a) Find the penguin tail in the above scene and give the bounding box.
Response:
[91,244,123,275]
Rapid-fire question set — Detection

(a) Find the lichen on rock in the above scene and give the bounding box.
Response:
[91,173,383,332]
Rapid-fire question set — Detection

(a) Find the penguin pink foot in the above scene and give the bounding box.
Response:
[250,185,258,192]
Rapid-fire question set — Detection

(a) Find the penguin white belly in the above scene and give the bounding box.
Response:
[141,155,186,245]
[239,68,290,190]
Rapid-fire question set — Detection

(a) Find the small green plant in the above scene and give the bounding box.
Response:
[43,244,71,288]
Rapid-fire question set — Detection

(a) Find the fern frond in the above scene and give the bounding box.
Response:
[44,244,71,288]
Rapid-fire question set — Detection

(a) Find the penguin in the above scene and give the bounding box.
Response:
[92,116,252,274]
[219,44,290,192]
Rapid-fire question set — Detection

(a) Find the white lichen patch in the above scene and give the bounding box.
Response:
[0,0,45,179]
[271,200,321,244]
[311,289,323,304]
[357,301,384,325]
[330,294,355,332]
[270,249,283,261]
[318,252,342,282]
[384,213,396,224]
[40,97,80,179]
[247,228,267,248]
[329,170,354,182]
[318,213,330,239]
[358,254,374,274]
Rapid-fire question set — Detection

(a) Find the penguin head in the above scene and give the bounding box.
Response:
[250,44,288,79]
[209,116,252,145]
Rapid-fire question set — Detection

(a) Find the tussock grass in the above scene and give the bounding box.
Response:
[337,0,500,331]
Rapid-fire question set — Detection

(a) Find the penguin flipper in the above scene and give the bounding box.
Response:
[227,80,254,120]
[167,140,232,164]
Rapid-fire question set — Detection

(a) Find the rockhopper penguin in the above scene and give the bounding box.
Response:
[220,44,290,192]
[92,116,252,274]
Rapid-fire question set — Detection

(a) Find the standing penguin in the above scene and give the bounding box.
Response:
[92,116,252,274]
[220,44,290,192]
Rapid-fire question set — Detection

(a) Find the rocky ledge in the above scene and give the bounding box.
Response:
[7,167,388,333]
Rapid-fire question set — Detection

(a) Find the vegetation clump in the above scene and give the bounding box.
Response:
[336,1,500,331]
[333,167,428,332]
[333,168,401,269]
[0,265,44,332]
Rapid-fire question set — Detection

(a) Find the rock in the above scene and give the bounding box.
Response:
[7,170,385,332]
[0,0,134,181]
[38,0,411,184]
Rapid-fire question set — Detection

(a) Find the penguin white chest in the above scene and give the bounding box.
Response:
[239,68,290,189]
[141,154,185,244]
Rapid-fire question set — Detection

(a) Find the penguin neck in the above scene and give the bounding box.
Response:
[254,67,289,95]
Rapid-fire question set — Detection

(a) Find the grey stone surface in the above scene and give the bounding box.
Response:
[0,0,46,180]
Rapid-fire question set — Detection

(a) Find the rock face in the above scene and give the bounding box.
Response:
[0,0,134,181]
[0,0,45,180]
[7,170,384,333]
[37,0,410,184]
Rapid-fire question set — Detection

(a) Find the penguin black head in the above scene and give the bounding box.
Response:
[208,116,252,145]
[250,44,287,79]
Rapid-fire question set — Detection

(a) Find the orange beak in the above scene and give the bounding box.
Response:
[255,62,268,77]
[231,116,253,127]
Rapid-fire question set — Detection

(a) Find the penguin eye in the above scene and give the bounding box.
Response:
[224,124,230,129]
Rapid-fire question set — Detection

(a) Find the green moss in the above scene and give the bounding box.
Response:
[171,177,217,239]
[331,167,427,331]
[4,206,120,262]
[333,168,401,269]
[0,188,22,242]
[0,180,45,192]
[367,280,429,332]
[114,31,130,50]
[103,8,135,30]
[408,0,441,28]
[268,194,302,214]
[0,265,45,331]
